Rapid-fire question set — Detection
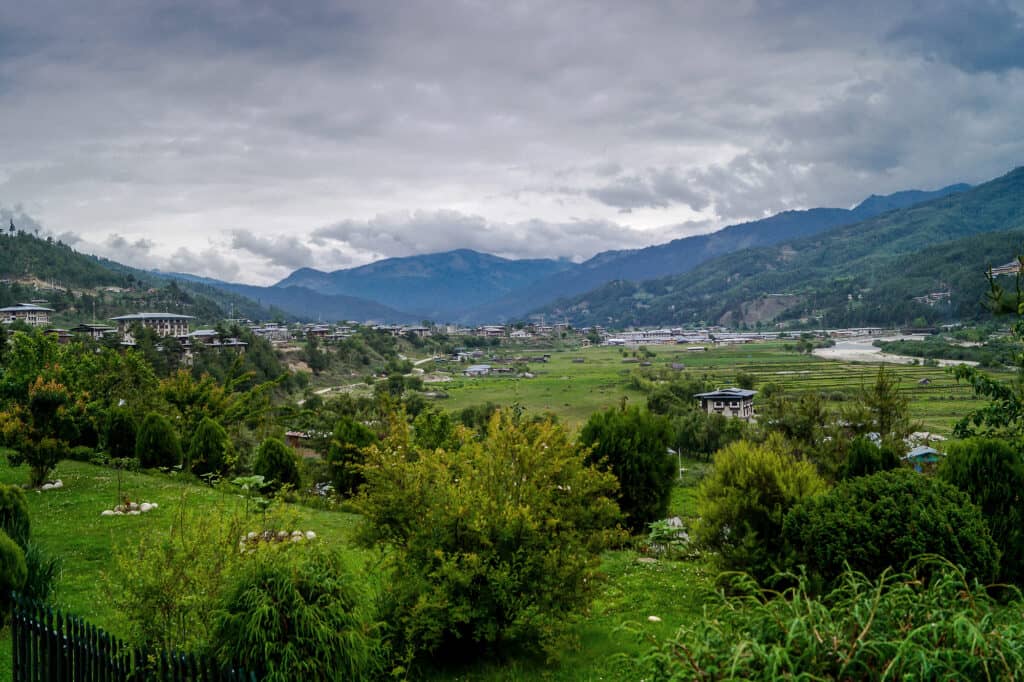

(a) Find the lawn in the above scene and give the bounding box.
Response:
[0,457,716,681]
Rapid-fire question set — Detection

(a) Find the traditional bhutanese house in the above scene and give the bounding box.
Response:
[109,312,194,339]
[44,328,73,344]
[71,323,118,340]
[464,364,491,377]
[903,445,943,472]
[0,303,54,326]
[694,388,757,420]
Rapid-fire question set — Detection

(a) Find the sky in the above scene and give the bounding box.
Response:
[2,1,1024,285]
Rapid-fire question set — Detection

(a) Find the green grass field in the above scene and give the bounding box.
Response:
[438,342,997,435]
[0,458,714,681]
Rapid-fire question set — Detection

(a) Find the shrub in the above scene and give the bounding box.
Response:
[325,416,377,497]
[21,542,60,602]
[625,561,1024,681]
[105,407,138,459]
[135,412,182,469]
[0,529,27,597]
[253,438,300,492]
[0,483,30,549]
[211,546,382,681]
[939,438,1024,583]
[68,445,95,462]
[187,417,235,478]
[783,468,999,585]
[579,406,674,531]
[357,410,622,664]
[839,435,901,479]
[696,438,826,580]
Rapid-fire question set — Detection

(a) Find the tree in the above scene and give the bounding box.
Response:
[135,412,182,469]
[325,415,376,497]
[253,438,300,492]
[1,377,80,487]
[861,366,912,443]
[839,435,901,480]
[187,417,235,477]
[696,437,826,580]
[356,410,621,663]
[783,469,999,585]
[938,438,1024,584]
[104,407,138,459]
[579,406,674,531]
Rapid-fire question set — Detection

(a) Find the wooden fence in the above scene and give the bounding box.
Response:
[10,593,256,681]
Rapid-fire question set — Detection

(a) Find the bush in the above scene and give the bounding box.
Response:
[579,406,674,532]
[0,483,30,549]
[696,438,826,580]
[325,416,377,497]
[68,445,95,462]
[21,542,60,602]
[839,435,901,479]
[357,410,622,664]
[211,546,382,681]
[939,438,1024,584]
[253,438,300,492]
[625,561,1024,681]
[105,407,138,459]
[135,412,182,469]
[0,529,27,597]
[187,417,235,478]
[783,469,999,585]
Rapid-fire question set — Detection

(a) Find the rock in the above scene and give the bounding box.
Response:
[305,531,316,540]
[276,531,289,541]
[637,557,658,564]
[101,510,115,516]
[128,502,140,511]
[139,503,153,512]
[291,530,303,537]
[41,483,54,491]
[150,502,158,509]
[53,480,63,489]
[290,535,303,542]
[128,510,141,516]
[113,510,124,516]
[647,616,662,623]
[247,531,258,540]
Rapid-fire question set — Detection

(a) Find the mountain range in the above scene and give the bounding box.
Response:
[171,182,970,324]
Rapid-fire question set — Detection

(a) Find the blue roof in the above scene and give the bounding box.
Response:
[903,445,941,461]
[694,388,757,399]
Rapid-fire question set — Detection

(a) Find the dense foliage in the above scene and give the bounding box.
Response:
[211,546,381,681]
[253,438,300,492]
[135,412,183,469]
[325,415,377,497]
[0,483,31,549]
[627,562,1024,681]
[357,410,622,665]
[696,438,826,580]
[939,438,1024,584]
[187,417,235,477]
[783,469,999,585]
[579,406,674,531]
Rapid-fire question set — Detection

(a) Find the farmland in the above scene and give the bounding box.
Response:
[438,341,995,435]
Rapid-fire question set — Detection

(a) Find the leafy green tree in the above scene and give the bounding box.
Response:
[696,437,826,580]
[2,377,80,486]
[783,469,999,585]
[412,408,458,451]
[253,438,300,492]
[579,406,674,531]
[104,407,138,459]
[357,410,621,663]
[860,367,912,443]
[839,435,901,480]
[0,529,27,602]
[212,546,382,681]
[325,415,376,497]
[0,484,30,549]
[939,438,1024,584]
[135,412,182,469]
[187,417,235,477]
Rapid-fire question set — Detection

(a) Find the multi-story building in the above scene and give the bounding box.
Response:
[0,303,54,326]
[110,312,194,340]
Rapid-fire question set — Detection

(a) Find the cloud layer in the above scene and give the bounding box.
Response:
[1,1,1023,283]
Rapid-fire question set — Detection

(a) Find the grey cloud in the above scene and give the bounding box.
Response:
[888,1,1024,73]
[230,231,315,270]
[168,247,241,281]
[312,210,674,262]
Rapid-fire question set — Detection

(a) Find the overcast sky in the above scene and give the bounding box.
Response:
[2,1,1024,284]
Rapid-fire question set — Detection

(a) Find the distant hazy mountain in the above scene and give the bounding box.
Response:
[163,273,417,323]
[461,183,971,323]
[532,168,1022,328]
[274,249,575,321]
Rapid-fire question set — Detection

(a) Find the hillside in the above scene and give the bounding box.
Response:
[536,168,1024,328]
[0,231,283,325]
[461,184,969,323]
[275,249,575,321]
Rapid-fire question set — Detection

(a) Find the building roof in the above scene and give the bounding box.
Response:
[0,303,54,313]
[109,313,195,321]
[465,364,491,372]
[694,388,757,399]
[903,445,941,461]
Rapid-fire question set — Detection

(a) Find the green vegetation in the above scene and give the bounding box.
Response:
[135,412,183,469]
[784,469,999,585]
[625,561,1024,681]
[253,438,300,492]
